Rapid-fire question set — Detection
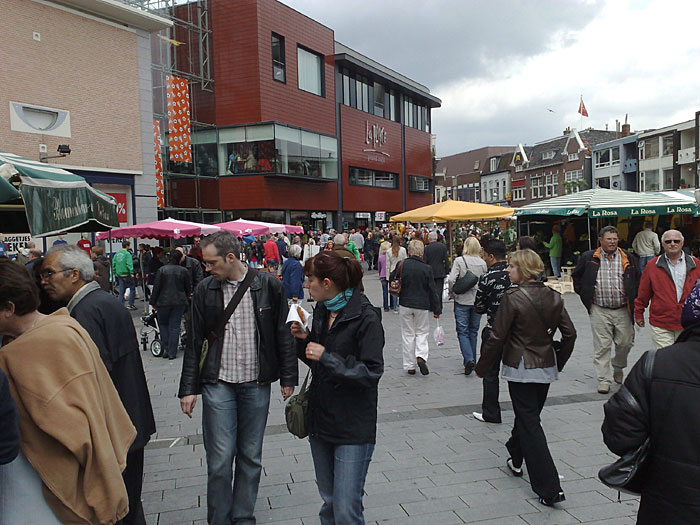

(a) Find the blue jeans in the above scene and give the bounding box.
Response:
[117,275,135,306]
[550,256,561,278]
[639,254,655,273]
[454,303,481,365]
[309,437,374,525]
[157,305,186,358]
[390,294,399,312]
[380,278,389,310]
[201,381,271,525]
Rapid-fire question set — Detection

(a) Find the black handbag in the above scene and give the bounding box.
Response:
[598,349,657,496]
[452,257,479,295]
[285,370,310,438]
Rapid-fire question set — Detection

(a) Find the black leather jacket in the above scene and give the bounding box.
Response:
[178,271,298,397]
[389,256,442,315]
[149,264,192,308]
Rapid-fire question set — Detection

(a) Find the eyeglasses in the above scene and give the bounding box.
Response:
[664,239,682,244]
[39,268,73,280]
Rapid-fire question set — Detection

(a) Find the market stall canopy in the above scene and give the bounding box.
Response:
[232,219,304,234]
[0,151,119,236]
[215,219,270,237]
[390,200,514,222]
[513,188,698,218]
[95,218,220,241]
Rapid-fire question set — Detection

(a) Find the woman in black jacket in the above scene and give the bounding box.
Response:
[602,281,700,524]
[290,251,384,525]
[149,250,191,359]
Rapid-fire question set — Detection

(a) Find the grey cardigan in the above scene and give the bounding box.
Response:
[448,255,487,305]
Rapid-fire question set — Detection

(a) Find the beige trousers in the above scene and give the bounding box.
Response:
[649,324,682,350]
[590,304,634,385]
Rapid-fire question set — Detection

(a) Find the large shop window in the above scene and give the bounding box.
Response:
[349,167,399,189]
[409,175,432,192]
[272,33,286,83]
[297,46,323,96]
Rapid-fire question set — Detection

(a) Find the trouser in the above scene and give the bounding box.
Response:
[201,381,271,525]
[117,275,136,306]
[434,278,445,301]
[400,306,430,370]
[309,437,374,525]
[365,251,375,270]
[639,255,655,273]
[506,381,561,499]
[157,305,186,358]
[380,278,389,310]
[454,302,481,365]
[118,448,146,525]
[390,294,398,312]
[590,304,634,385]
[480,327,502,423]
[649,324,682,350]
[182,302,193,353]
[550,256,561,278]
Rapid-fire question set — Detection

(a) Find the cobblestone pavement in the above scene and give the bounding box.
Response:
[135,273,649,524]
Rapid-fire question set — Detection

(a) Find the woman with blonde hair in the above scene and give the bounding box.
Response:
[475,249,576,507]
[448,236,487,375]
[385,236,407,314]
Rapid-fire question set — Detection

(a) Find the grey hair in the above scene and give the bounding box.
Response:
[288,244,302,259]
[428,231,438,242]
[201,231,242,259]
[662,229,684,242]
[407,239,425,257]
[48,245,95,281]
[333,234,346,245]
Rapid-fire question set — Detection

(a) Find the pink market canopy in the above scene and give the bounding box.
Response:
[214,218,304,235]
[95,218,220,241]
[216,220,269,237]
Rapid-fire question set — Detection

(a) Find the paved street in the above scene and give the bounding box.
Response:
[137,274,648,524]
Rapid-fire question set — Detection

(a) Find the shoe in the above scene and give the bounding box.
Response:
[407,369,416,375]
[472,412,501,424]
[613,369,624,384]
[539,491,565,507]
[597,382,610,394]
[393,310,399,315]
[417,357,429,375]
[465,360,475,375]
[506,458,523,477]
[168,355,176,360]
[127,305,137,310]
[162,353,169,359]
[384,308,390,312]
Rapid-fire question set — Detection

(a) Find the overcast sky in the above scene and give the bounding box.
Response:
[283,0,700,157]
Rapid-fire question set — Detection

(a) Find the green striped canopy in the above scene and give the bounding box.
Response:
[513,188,698,218]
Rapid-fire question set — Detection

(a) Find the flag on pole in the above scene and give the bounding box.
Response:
[578,96,589,117]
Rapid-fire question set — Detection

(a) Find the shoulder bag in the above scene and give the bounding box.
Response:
[452,256,479,295]
[199,268,257,372]
[389,260,404,297]
[285,369,311,438]
[598,349,657,496]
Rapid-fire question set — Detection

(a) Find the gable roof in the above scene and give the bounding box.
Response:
[436,146,515,180]
[520,129,619,171]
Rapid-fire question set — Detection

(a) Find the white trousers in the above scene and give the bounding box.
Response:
[400,306,431,370]
[649,324,682,350]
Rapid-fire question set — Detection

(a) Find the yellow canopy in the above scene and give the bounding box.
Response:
[390,200,514,222]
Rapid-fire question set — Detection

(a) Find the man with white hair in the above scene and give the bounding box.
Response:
[634,229,700,349]
[332,233,356,259]
[423,231,450,294]
[41,245,155,525]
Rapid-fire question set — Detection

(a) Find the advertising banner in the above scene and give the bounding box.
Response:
[166,74,192,163]
[154,119,165,208]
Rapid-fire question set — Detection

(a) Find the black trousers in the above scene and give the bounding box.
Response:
[506,381,561,499]
[480,328,502,423]
[434,278,444,298]
[118,447,146,525]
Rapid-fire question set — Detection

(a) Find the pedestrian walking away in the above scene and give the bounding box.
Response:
[113,240,137,309]
[281,244,305,302]
[178,231,297,525]
[475,249,576,507]
[424,230,450,300]
[572,225,639,394]
[290,250,384,525]
[543,224,563,278]
[377,241,391,311]
[631,220,660,273]
[386,236,407,314]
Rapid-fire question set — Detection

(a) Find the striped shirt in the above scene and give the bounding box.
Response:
[218,274,258,384]
[594,249,626,308]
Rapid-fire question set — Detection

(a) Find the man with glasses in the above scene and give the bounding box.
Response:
[634,230,700,349]
[572,226,640,394]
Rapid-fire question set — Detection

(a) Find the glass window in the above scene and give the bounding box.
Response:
[662,134,673,156]
[271,33,285,83]
[645,139,659,159]
[663,168,674,190]
[275,124,302,175]
[219,125,275,175]
[644,169,659,191]
[297,47,323,96]
[192,128,218,177]
[389,91,397,122]
[409,175,431,192]
[373,82,384,118]
[490,158,497,171]
[349,166,398,188]
[320,135,338,179]
[595,149,611,168]
[611,147,620,165]
[300,131,320,177]
[342,69,350,106]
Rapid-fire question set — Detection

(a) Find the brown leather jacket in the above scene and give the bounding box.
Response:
[475,281,577,376]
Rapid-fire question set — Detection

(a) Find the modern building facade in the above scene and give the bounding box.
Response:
[638,119,696,192]
[591,125,637,191]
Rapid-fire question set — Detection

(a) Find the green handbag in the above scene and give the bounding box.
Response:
[285,370,311,438]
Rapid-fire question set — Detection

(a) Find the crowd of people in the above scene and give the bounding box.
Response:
[1,220,699,524]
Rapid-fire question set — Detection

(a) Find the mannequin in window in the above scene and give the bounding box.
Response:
[52,235,67,246]
[76,233,92,256]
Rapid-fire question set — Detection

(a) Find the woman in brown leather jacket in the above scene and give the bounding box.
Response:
[475,249,576,507]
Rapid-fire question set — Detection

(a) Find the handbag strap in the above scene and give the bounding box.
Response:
[212,268,257,339]
[519,285,556,338]
[396,260,404,278]
[299,369,311,394]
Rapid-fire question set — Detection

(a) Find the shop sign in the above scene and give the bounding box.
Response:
[355,212,371,219]
[375,211,386,221]
[0,233,32,258]
[106,192,128,224]
[363,120,390,162]
[311,212,327,219]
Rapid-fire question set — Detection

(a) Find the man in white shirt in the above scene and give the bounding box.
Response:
[632,222,660,272]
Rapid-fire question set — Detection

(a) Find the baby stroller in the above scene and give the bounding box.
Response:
[140,311,188,358]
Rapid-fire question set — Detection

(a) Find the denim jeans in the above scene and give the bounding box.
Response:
[639,254,655,273]
[309,437,374,525]
[549,256,561,278]
[117,275,135,306]
[379,278,389,310]
[454,303,481,365]
[156,305,186,358]
[201,381,271,525]
[390,294,398,312]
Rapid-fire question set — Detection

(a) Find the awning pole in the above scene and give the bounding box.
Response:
[587,216,592,250]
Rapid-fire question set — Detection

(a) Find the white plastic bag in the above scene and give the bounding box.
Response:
[433,319,445,346]
[442,279,450,302]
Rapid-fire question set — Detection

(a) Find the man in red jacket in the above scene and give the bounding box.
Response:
[634,229,700,349]
[263,235,280,269]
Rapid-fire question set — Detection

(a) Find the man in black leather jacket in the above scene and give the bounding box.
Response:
[178,231,297,525]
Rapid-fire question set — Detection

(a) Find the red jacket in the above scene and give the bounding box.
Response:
[634,254,700,330]
[264,239,280,264]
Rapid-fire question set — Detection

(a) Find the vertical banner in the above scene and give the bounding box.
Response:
[153,119,165,208]
[166,74,192,163]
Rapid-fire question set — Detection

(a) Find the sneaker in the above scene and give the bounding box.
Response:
[473,412,501,424]
[126,305,137,311]
[613,368,624,384]
[393,310,399,315]
[506,458,523,477]
[597,382,610,394]
[417,357,429,375]
[539,491,565,507]
[407,369,416,375]
[464,360,475,375]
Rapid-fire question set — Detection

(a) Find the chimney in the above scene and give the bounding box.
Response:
[563,126,570,135]
[621,123,631,137]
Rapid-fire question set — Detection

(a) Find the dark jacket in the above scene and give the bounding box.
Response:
[71,287,156,450]
[0,368,20,465]
[390,256,442,315]
[150,264,192,308]
[147,255,164,285]
[276,238,288,259]
[281,257,304,300]
[474,260,511,329]
[298,288,384,444]
[572,247,639,319]
[476,282,576,376]
[93,255,111,292]
[182,255,204,289]
[423,241,450,279]
[602,325,700,524]
[332,246,355,260]
[179,271,298,396]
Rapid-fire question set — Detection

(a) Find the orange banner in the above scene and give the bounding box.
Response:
[167,74,192,163]
[153,119,165,208]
